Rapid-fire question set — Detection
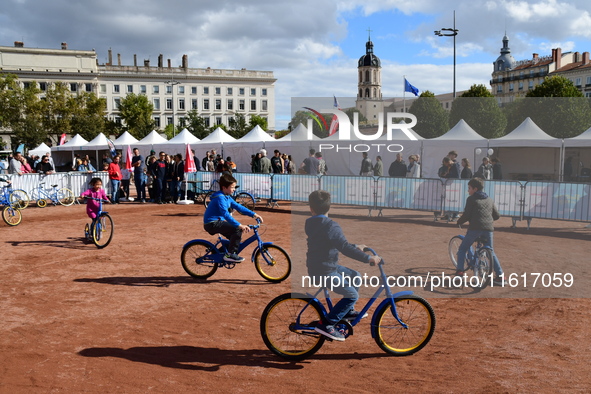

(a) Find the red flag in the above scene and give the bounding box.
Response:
[185,144,197,173]
[125,145,133,171]
[59,133,67,145]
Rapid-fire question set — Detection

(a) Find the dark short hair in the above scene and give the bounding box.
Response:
[309,148,316,155]
[468,177,485,191]
[219,173,237,188]
[89,177,102,186]
[309,190,331,215]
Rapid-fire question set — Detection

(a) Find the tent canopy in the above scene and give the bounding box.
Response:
[52,134,89,151]
[200,127,236,143]
[29,142,52,157]
[83,133,110,149]
[113,131,139,148]
[564,125,591,147]
[238,125,274,142]
[431,119,485,141]
[136,130,168,145]
[489,117,562,148]
[167,128,200,144]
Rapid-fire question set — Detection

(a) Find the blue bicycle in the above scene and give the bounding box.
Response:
[260,248,436,360]
[180,219,291,282]
[449,233,493,288]
[83,197,114,248]
[0,187,22,226]
[31,182,75,208]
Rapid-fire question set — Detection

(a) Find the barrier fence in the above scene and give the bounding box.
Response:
[4,172,590,224]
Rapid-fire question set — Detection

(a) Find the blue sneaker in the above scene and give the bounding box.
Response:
[314,322,345,341]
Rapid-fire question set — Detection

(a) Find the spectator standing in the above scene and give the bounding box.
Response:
[19,155,32,173]
[373,155,383,176]
[460,158,473,179]
[108,155,123,203]
[252,153,261,173]
[153,152,168,204]
[202,150,210,171]
[226,157,237,172]
[287,155,296,174]
[475,157,493,180]
[271,150,284,174]
[36,155,55,175]
[359,152,373,176]
[170,153,184,203]
[301,149,320,175]
[259,149,272,174]
[315,152,327,175]
[407,155,420,178]
[9,152,23,175]
[388,153,406,177]
[120,162,132,201]
[491,157,503,180]
[131,148,147,203]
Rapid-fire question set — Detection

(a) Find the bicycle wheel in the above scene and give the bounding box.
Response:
[473,248,494,289]
[36,198,48,208]
[373,295,435,356]
[57,188,75,206]
[91,213,114,248]
[2,206,22,226]
[9,189,30,209]
[448,235,464,269]
[180,240,219,279]
[260,293,325,360]
[235,192,256,211]
[254,244,291,283]
[203,191,214,208]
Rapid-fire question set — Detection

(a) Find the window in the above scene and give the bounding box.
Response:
[140,85,146,94]
[250,100,256,111]
[262,88,267,96]
[215,87,221,95]
[179,86,185,94]
[113,84,120,93]
[509,83,514,92]
[227,99,233,110]
[227,87,233,95]
[497,85,502,93]
[153,98,160,110]
[115,117,121,125]
[167,117,173,125]
[191,86,197,94]
[529,80,534,89]
[114,98,121,110]
[250,88,256,96]
[85,83,92,92]
[587,76,591,85]
[204,117,210,127]
[192,99,198,110]
[166,98,173,110]
[518,82,524,90]
[70,83,77,92]
[239,88,245,95]
[23,82,31,89]
[215,99,221,110]
[153,85,159,94]
[262,100,268,111]
[216,117,222,125]
[40,82,47,91]
[203,87,209,94]
[203,99,210,110]
[166,85,172,94]
[154,116,161,127]
[239,99,245,110]
[127,85,133,93]
[576,77,582,86]
[179,98,185,110]
[100,84,106,93]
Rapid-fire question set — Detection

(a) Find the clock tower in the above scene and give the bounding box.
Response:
[356,33,383,124]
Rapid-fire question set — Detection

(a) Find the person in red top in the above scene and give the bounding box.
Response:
[108,155,123,204]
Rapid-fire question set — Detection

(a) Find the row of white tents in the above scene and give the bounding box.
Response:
[42,118,591,180]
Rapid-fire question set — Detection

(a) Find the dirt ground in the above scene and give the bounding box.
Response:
[0,199,590,393]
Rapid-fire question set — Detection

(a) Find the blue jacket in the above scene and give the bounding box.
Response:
[203,191,255,228]
[305,215,371,275]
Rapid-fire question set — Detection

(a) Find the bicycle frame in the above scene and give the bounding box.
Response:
[455,234,493,266]
[212,224,272,262]
[296,260,413,334]
[33,184,60,204]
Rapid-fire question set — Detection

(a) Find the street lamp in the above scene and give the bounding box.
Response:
[434,10,459,99]
[166,79,180,136]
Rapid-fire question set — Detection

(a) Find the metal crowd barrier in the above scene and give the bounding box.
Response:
[4,172,590,227]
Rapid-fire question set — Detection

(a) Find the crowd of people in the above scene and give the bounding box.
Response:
[437,151,503,181]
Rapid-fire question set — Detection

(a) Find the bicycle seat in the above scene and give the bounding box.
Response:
[474,236,487,244]
[51,184,58,188]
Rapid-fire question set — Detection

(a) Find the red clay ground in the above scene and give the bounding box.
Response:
[0,200,590,393]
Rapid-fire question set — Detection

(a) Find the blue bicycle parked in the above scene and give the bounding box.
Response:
[260,247,436,360]
[180,218,291,282]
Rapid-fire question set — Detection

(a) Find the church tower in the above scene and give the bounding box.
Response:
[356,32,383,124]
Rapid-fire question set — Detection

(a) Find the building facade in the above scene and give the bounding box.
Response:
[0,41,276,146]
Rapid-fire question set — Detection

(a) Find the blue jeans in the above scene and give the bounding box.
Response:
[321,265,360,325]
[171,180,181,202]
[110,179,120,203]
[457,230,503,276]
[134,173,146,200]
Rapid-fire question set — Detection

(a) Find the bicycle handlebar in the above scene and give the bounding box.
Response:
[362,246,384,266]
[84,196,110,203]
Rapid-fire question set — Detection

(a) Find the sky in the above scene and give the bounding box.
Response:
[2,0,591,129]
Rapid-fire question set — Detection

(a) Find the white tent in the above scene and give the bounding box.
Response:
[489,117,563,181]
[53,134,88,152]
[195,128,236,170]
[421,120,487,178]
[224,125,273,172]
[166,128,200,156]
[29,142,52,157]
[134,130,169,158]
[113,131,139,149]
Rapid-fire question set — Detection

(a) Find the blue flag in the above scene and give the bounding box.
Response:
[404,78,419,96]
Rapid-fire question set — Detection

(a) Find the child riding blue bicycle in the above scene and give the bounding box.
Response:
[306,190,381,341]
[203,173,263,263]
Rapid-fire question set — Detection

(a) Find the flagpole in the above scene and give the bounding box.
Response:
[403,76,406,112]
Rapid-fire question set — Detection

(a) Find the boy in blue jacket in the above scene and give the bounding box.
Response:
[306,190,380,341]
[203,174,262,262]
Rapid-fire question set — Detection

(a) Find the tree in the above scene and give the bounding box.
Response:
[288,110,332,138]
[518,75,591,138]
[248,115,268,134]
[43,82,75,143]
[118,93,155,139]
[185,110,209,139]
[7,79,47,149]
[70,92,107,141]
[449,84,507,139]
[227,113,248,139]
[408,90,449,138]
[344,107,367,124]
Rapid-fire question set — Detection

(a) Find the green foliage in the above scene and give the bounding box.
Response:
[449,84,507,138]
[185,110,209,139]
[43,82,74,141]
[70,92,107,141]
[288,110,332,138]
[344,107,367,124]
[408,90,449,138]
[118,93,155,139]
[248,115,268,134]
[228,113,248,139]
[526,75,584,98]
[273,129,290,139]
